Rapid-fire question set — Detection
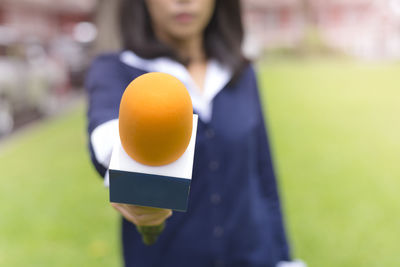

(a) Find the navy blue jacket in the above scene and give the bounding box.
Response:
[85,53,291,267]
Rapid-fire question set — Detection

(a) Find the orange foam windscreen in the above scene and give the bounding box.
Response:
[119,72,193,166]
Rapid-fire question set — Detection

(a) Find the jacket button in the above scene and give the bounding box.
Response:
[214,260,224,267]
[209,161,219,171]
[213,226,224,237]
[210,193,221,205]
[206,128,215,139]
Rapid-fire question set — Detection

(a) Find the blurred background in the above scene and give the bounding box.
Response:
[0,0,399,266]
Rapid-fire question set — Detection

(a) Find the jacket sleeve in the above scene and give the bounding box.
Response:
[85,54,127,179]
[249,65,292,262]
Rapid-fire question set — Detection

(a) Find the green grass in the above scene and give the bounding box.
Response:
[0,105,121,266]
[1,59,399,266]
[259,59,400,267]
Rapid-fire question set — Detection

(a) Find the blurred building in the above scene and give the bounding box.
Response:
[242,0,306,57]
[311,0,400,59]
[242,0,400,59]
[0,0,98,89]
[0,0,95,40]
[0,0,97,135]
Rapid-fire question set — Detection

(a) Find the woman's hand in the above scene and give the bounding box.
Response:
[111,203,173,226]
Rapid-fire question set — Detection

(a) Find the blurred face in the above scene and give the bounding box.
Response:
[145,0,216,41]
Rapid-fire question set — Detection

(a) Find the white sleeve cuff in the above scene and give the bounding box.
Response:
[90,119,119,185]
[277,260,307,267]
[104,169,110,188]
[90,119,119,168]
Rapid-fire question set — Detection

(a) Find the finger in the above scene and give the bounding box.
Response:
[129,205,165,214]
[111,203,149,216]
[134,209,172,221]
[135,211,173,226]
[111,203,141,225]
[110,203,172,226]
[136,208,172,221]
[128,205,172,217]
[111,202,121,209]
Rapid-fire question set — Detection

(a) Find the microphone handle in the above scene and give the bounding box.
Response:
[136,222,165,246]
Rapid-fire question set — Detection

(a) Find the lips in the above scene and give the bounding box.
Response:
[174,13,195,23]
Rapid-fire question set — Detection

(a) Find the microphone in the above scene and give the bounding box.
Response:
[109,72,198,245]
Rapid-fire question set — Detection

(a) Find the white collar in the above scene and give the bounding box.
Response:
[120,50,232,123]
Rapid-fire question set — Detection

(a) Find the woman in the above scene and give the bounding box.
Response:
[86,0,303,266]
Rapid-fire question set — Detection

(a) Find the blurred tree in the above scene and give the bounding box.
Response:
[301,0,314,25]
[299,0,335,56]
[93,0,122,55]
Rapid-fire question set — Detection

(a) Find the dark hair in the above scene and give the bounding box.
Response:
[119,0,248,85]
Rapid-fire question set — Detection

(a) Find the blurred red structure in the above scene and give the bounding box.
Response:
[0,0,94,40]
[0,0,97,135]
[242,0,305,55]
[242,0,400,59]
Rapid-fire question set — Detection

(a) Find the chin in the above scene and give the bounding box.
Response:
[169,26,202,40]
